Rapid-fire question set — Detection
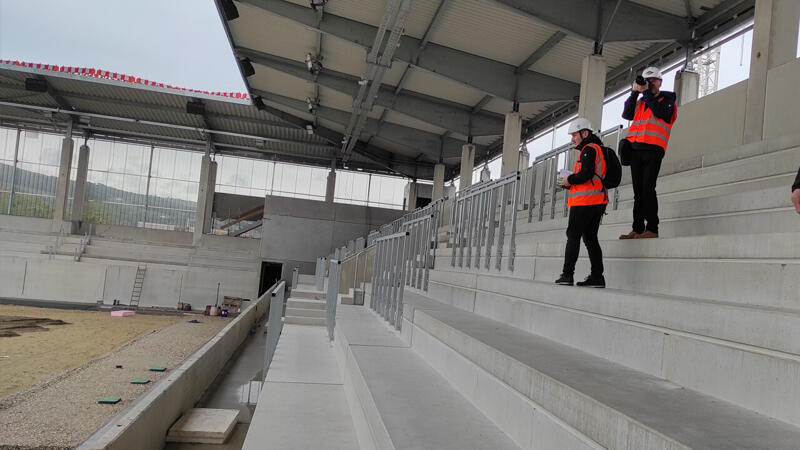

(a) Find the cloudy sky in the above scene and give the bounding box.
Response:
[0,0,247,93]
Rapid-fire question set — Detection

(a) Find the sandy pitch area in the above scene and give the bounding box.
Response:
[0,305,229,449]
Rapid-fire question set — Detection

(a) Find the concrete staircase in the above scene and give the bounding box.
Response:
[284,286,326,326]
[330,135,800,449]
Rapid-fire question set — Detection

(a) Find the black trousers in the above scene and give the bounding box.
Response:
[630,149,665,234]
[562,204,606,277]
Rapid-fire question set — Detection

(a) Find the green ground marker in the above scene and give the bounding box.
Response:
[131,378,150,384]
[98,396,121,404]
[149,366,166,372]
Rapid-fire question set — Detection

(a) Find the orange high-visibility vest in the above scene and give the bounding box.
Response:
[627,96,677,150]
[568,143,608,207]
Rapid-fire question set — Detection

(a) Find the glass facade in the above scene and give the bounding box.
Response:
[0,125,409,230]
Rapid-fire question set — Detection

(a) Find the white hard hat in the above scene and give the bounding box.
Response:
[567,117,594,135]
[642,66,663,80]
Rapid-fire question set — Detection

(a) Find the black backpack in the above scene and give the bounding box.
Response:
[598,145,622,189]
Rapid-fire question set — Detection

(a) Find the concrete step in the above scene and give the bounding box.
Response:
[285,307,325,318]
[290,288,325,300]
[334,305,521,450]
[427,268,800,353]
[284,316,325,326]
[287,298,326,310]
[401,295,800,449]
[413,280,800,429]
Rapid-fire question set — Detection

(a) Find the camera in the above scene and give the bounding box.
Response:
[635,75,647,87]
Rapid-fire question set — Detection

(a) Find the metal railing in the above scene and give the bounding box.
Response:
[370,231,409,330]
[73,223,94,262]
[291,267,299,287]
[325,259,341,341]
[263,280,285,382]
[47,224,69,259]
[450,171,522,271]
[315,257,326,291]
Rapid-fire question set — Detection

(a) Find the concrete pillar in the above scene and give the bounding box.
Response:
[405,181,418,211]
[203,160,217,233]
[193,155,213,245]
[51,135,74,232]
[432,163,445,200]
[501,112,521,175]
[743,0,800,144]
[325,169,336,203]
[70,144,90,223]
[518,148,530,171]
[459,144,475,191]
[674,69,699,106]
[578,54,607,133]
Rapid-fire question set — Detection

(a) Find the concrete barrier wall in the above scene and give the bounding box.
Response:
[261,196,404,278]
[88,224,193,246]
[764,58,800,139]
[78,284,277,450]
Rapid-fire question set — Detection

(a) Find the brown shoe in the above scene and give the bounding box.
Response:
[619,231,640,240]
[636,231,659,239]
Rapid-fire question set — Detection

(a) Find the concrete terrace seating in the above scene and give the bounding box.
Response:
[332,133,800,448]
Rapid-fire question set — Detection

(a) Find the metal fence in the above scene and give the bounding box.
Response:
[325,260,341,341]
[315,257,326,291]
[450,171,521,271]
[263,280,285,382]
[370,231,409,330]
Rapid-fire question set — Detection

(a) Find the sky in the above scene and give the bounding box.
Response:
[0,0,247,93]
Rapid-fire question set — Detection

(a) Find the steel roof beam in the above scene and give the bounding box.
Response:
[238,48,506,136]
[516,31,566,73]
[257,90,472,162]
[486,0,690,43]
[241,0,579,102]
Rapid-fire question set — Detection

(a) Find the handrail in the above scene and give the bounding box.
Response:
[263,279,285,381]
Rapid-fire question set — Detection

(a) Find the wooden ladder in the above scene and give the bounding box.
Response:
[129,264,147,308]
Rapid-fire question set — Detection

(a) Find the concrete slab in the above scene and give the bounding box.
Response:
[335,306,520,450]
[242,324,359,450]
[166,408,238,444]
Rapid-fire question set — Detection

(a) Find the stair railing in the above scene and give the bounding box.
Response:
[325,260,341,341]
[370,231,409,330]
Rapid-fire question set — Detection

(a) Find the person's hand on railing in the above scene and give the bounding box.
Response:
[792,188,800,214]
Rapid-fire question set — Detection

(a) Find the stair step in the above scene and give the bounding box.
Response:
[285,307,325,318]
[402,296,800,449]
[287,298,326,310]
[334,306,521,450]
[284,316,325,326]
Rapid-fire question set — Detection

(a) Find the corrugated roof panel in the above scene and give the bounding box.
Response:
[206,115,329,146]
[382,110,448,135]
[0,104,52,122]
[367,106,386,120]
[88,117,202,141]
[324,0,443,39]
[318,85,354,113]
[0,87,60,109]
[318,35,367,78]
[401,69,485,107]
[482,97,513,115]
[630,0,724,17]
[382,61,410,87]
[602,41,653,73]
[249,65,314,101]
[46,76,187,109]
[231,2,318,59]
[472,135,500,146]
[316,117,346,134]
[529,35,591,84]
[518,101,557,120]
[368,136,416,158]
[427,0,557,66]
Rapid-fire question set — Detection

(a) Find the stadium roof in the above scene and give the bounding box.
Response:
[0,0,754,180]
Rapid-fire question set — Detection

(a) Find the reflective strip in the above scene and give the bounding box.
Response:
[570,189,605,197]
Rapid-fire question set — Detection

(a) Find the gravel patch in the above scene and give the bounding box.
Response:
[0,316,229,449]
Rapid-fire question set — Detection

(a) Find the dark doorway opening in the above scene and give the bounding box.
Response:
[416,197,432,208]
[259,261,283,296]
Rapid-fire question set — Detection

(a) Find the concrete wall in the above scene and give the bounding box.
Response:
[764,58,800,139]
[261,196,403,277]
[666,80,748,163]
[0,215,51,233]
[87,223,193,246]
[78,283,278,450]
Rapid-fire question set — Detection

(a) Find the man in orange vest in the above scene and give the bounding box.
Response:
[555,118,607,288]
[619,66,677,239]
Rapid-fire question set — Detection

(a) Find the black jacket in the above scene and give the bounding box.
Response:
[793,166,800,192]
[567,134,605,186]
[622,90,676,152]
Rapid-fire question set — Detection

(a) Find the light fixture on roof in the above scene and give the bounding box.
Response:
[305,97,316,114]
[24,78,48,93]
[253,96,266,111]
[358,79,368,86]
[305,124,315,135]
[240,58,255,77]
[305,53,323,75]
[220,0,239,20]
[186,100,205,116]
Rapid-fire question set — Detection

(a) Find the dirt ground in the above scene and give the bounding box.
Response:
[0,305,178,399]
[0,305,229,449]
